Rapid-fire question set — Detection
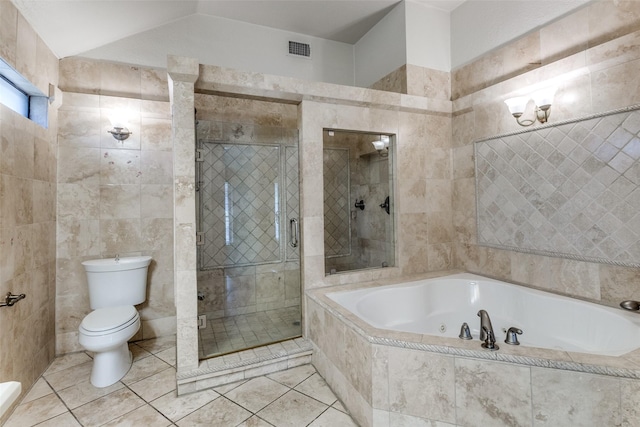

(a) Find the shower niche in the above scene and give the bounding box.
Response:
[323,129,396,274]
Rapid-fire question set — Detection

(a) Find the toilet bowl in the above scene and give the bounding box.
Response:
[78,255,152,388]
[79,305,141,387]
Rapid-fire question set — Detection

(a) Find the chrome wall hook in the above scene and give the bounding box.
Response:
[0,292,26,307]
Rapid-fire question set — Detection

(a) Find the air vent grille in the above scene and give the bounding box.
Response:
[288,41,311,58]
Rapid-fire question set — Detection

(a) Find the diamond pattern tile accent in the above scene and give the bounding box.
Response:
[476,108,640,267]
[199,142,282,269]
[323,148,351,257]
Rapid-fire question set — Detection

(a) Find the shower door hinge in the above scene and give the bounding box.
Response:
[196,232,205,246]
[198,314,206,329]
[195,149,204,162]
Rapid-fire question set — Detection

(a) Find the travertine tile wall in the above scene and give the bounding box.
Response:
[0,1,59,422]
[451,0,640,100]
[370,64,451,101]
[452,2,640,305]
[56,59,175,353]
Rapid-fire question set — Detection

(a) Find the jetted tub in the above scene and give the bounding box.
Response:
[328,272,640,356]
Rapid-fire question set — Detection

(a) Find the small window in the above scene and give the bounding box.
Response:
[0,57,48,128]
[0,75,29,117]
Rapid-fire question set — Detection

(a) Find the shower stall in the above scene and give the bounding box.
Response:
[195,120,302,359]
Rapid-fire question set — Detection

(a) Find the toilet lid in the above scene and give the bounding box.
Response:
[81,305,138,333]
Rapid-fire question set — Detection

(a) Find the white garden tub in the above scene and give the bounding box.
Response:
[0,382,21,418]
[328,273,640,356]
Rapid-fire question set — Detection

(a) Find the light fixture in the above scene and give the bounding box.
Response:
[505,87,556,127]
[107,110,132,141]
[371,135,390,156]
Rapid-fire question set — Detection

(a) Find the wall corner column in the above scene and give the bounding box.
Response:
[168,55,200,375]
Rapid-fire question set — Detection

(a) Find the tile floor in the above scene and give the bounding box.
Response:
[5,336,357,427]
[199,307,302,359]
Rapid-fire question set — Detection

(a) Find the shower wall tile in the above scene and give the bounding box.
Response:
[56,89,174,353]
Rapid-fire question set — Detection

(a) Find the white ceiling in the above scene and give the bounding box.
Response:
[12,0,466,59]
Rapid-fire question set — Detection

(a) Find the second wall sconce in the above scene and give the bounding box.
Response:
[371,135,390,156]
[107,110,132,141]
[504,87,556,127]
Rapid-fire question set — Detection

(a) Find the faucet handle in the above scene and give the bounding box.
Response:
[505,327,523,345]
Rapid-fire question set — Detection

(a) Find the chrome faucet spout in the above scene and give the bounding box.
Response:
[477,309,493,341]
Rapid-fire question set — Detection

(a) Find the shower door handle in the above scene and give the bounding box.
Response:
[289,218,299,248]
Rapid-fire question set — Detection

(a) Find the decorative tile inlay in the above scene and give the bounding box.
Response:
[323,148,351,258]
[476,106,640,268]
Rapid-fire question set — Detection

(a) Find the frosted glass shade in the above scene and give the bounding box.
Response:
[504,97,529,115]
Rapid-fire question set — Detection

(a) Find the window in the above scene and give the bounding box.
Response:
[0,58,48,128]
[0,75,29,117]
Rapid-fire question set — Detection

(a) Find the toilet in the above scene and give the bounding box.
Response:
[78,255,152,388]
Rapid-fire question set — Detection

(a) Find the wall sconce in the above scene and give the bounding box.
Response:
[371,135,390,156]
[504,87,556,127]
[107,111,132,141]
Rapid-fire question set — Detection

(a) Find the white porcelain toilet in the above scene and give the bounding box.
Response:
[78,255,152,388]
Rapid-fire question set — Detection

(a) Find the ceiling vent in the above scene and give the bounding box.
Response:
[288,41,311,58]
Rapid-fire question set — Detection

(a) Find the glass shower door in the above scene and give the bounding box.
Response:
[196,121,301,359]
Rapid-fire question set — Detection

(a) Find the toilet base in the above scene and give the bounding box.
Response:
[90,343,133,388]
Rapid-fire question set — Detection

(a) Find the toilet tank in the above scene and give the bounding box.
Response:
[82,256,152,309]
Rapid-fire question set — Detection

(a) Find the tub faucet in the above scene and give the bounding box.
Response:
[478,309,499,350]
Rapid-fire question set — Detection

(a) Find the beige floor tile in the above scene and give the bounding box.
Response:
[308,407,358,427]
[121,355,171,385]
[57,378,124,409]
[5,394,68,427]
[237,415,274,426]
[267,364,316,388]
[44,361,93,392]
[213,379,248,395]
[21,378,53,404]
[136,335,176,354]
[130,344,153,362]
[176,397,252,427]
[72,388,145,427]
[151,389,219,422]
[100,404,172,427]
[35,412,82,427]
[294,373,338,406]
[155,346,177,366]
[128,367,176,402]
[44,352,92,376]
[257,390,328,427]
[332,399,348,414]
[224,376,289,413]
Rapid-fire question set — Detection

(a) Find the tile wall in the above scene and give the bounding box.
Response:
[0,1,59,423]
[55,59,175,353]
[370,64,451,101]
[452,1,640,306]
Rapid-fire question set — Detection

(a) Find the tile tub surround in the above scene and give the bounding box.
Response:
[307,270,640,427]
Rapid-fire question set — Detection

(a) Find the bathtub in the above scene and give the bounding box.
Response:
[0,382,21,419]
[308,272,640,426]
[328,272,640,356]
